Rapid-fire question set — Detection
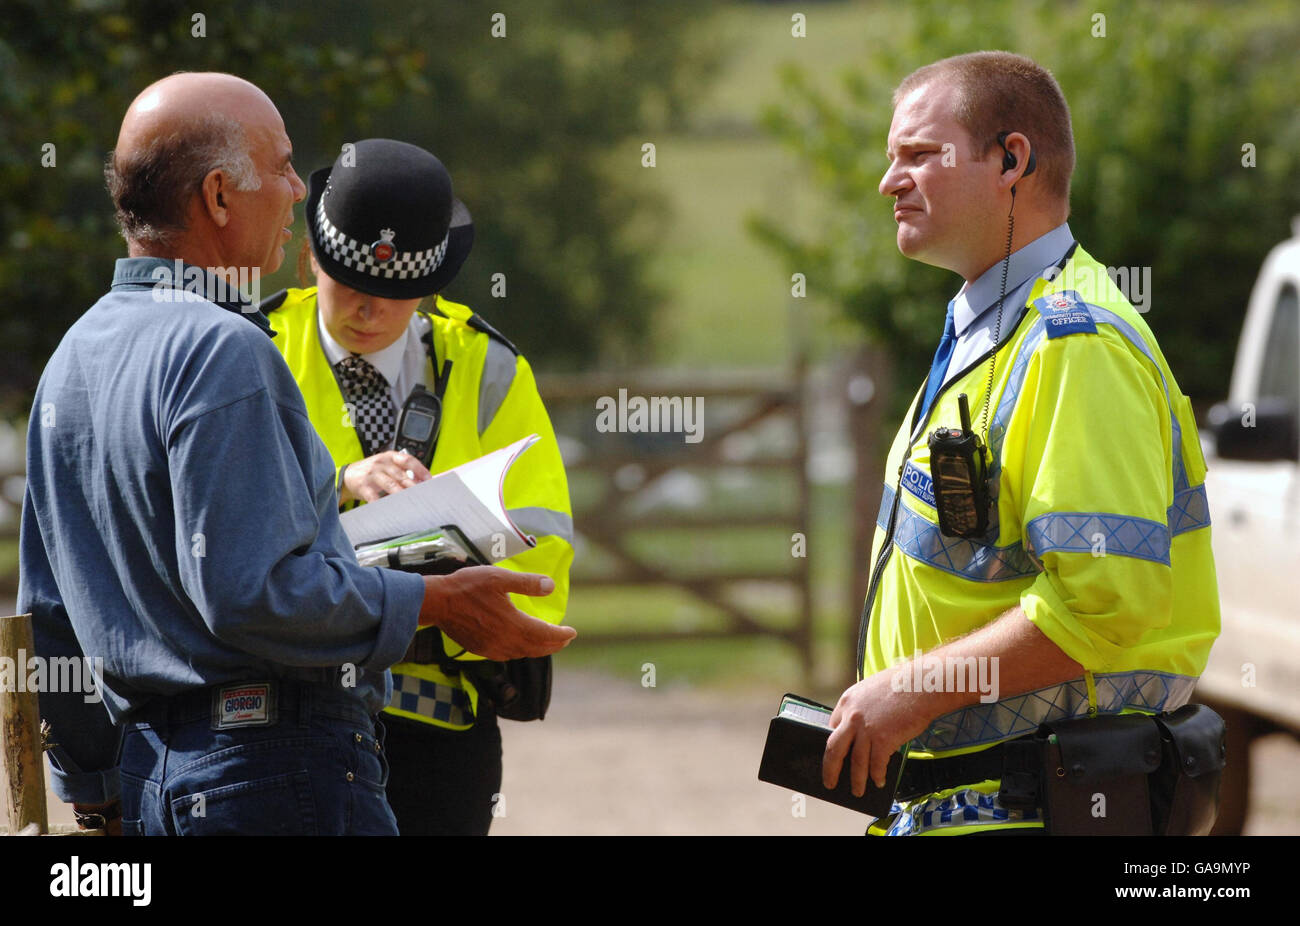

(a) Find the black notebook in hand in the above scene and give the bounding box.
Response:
[758,693,906,818]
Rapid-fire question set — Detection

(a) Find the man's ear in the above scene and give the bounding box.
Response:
[199,169,231,227]
[997,132,1033,194]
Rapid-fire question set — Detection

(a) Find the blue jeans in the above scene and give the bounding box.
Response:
[118,681,397,835]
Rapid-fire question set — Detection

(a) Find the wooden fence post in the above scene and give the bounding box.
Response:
[1,613,48,835]
[846,346,892,690]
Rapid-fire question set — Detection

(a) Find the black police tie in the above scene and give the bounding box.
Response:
[336,354,397,457]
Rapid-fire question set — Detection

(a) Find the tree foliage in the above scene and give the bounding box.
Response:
[751,0,1300,415]
[0,0,722,413]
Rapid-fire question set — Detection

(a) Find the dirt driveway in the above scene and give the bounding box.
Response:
[491,671,1300,836]
[15,670,1298,836]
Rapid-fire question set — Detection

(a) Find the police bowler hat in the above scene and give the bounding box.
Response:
[306,138,473,300]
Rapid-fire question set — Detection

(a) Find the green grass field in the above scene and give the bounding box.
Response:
[636,1,880,370]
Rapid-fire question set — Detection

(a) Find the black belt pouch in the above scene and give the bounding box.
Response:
[1149,703,1226,836]
[1040,713,1162,835]
[460,656,552,722]
[399,561,553,723]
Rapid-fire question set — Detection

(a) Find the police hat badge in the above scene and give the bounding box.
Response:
[371,228,396,263]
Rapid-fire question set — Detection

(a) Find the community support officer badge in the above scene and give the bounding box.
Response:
[1034,289,1098,338]
[371,228,397,263]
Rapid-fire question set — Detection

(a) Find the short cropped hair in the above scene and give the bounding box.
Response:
[104,113,261,246]
[894,51,1075,204]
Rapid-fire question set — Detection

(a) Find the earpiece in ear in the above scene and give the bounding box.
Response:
[997,131,1037,198]
[997,131,1017,172]
[997,131,1037,177]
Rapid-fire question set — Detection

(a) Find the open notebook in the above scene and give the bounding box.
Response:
[341,434,540,565]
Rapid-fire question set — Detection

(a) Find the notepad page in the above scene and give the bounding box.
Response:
[779,700,832,728]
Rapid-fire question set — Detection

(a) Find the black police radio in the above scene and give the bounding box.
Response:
[928,393,992,539]
[394,384,442,466]
[394,319,455,468]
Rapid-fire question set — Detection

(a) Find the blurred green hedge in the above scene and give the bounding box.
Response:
[751,0,1300,414]
[0,0,722,414]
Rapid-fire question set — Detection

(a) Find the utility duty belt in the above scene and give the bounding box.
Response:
[896,704,1226,835]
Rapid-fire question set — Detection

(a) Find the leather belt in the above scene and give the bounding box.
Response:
[126,678,375,732]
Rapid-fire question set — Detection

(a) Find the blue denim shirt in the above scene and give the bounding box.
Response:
[18,258,425,804]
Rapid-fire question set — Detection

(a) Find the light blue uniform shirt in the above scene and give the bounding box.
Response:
[941,222,1077,389]
[18,257,425,804]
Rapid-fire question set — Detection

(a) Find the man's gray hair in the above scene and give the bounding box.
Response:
[105,112,261,247]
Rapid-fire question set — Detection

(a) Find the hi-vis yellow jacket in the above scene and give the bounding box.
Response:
[265,287,573,731]
[861,246,1220,835]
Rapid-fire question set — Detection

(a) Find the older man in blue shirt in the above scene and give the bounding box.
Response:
[18,72,574,835]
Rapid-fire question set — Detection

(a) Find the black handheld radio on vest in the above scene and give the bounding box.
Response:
[928,393,991,538]
[393,314,455,469]
[394,384,442,465]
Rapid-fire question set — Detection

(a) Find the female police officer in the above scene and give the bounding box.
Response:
[261,138,573,835]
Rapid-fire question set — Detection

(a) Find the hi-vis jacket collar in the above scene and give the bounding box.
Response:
[952,222,1074,335]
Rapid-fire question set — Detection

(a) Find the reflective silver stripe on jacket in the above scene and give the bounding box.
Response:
[507,506,574,543]
[477,338,517,435]
[1026,511,1171,564]
[893,496,1040,581]
[913,670,1198,752]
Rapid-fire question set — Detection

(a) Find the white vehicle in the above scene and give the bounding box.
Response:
[1196,220,1300,834]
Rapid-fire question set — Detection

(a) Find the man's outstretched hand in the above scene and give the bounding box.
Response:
[418,566,576,661]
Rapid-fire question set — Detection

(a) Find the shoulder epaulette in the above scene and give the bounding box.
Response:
[431,304,520,356]
[466,312,520,356]
[1033,289,1098,339]
[258,288,289,314]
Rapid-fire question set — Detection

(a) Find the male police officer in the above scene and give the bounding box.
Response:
[822,52,1219,835]
[18,72,574,835]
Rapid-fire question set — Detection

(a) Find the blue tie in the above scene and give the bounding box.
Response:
[921,301,957,418]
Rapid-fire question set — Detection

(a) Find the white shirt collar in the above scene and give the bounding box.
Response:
[317,306,415,387]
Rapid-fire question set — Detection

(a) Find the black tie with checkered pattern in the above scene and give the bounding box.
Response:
[336,354,396,457]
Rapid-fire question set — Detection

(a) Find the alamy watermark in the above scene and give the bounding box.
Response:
[595,388,703,444]
[1045,261,1152,313]
[0,649,104,704]
[50,856,151,906]
[890,650,1000,704]
[150,259,262,308]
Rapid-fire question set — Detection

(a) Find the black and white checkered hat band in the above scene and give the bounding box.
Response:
[315,196,449,281]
